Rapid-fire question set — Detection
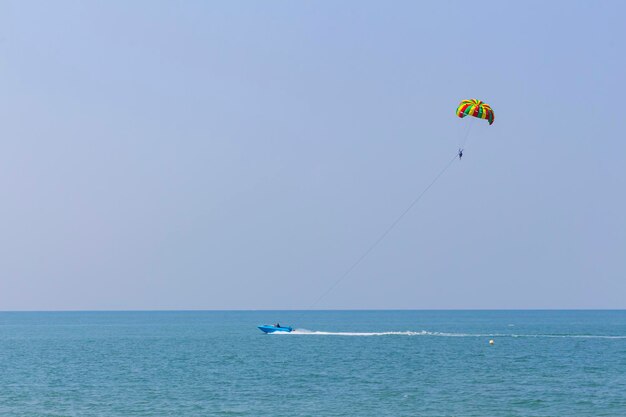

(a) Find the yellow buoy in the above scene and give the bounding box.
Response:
[489,339,494,345]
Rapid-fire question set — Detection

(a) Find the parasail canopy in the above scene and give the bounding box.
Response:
[456,99,494,125]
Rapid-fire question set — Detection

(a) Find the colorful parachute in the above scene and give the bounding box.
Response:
[456,99,494,125]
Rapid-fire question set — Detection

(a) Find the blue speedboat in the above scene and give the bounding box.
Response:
[258,324,293,333]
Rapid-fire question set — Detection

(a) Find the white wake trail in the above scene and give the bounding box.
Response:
[270,329,626,339]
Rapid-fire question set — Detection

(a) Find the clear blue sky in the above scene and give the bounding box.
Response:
[1,1,624,310]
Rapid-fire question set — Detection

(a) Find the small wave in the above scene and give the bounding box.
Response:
[275,329,626,339]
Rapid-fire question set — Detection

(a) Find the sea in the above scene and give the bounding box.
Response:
[0,310,625,417]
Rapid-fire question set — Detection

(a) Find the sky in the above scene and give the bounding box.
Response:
[0,1,625,310]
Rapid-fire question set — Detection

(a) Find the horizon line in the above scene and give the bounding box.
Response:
[1,308,625,313]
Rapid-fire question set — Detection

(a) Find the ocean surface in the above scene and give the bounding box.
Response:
[1,310,625,417]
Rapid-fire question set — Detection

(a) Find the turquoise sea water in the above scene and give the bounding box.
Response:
[1,310,625,416]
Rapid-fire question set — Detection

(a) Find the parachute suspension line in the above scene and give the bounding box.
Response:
[459,116,476,150]
[309,152,460,309]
